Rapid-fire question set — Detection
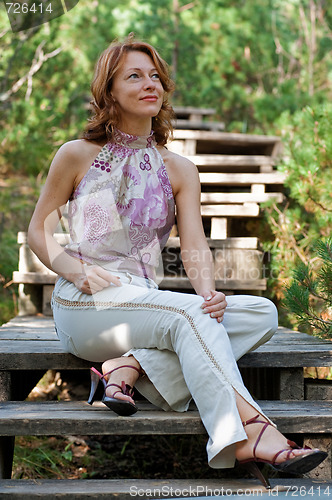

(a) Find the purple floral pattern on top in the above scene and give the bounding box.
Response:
[130,174,168,229]
[116,164,141,216]
[83,201,112,244]
[140,153,152,171]
[65,127,175,281]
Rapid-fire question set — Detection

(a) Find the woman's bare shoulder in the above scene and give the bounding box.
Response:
[56,139,105,161]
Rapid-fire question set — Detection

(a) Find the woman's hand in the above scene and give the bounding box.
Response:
[73,265,122,295]
[201,290,227,323]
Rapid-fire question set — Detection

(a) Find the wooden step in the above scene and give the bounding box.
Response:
[199,172,286,185]
[166,236,260,249]
[200,203,259,217]
[173,119,225,131]
[1,317,332,371]
[1,478,313,499]
[172,129,280,146]
[0,400,331,436]
[159,276,266,290]
[187,154,274,170]
[201,192,284,204]
[173,106,216,118]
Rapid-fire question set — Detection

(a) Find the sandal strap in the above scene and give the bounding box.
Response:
[271,440,307,465]
[242,414,270,428]
[105,381,134,398]
[102,364,141,380]
[272,447,294,464]
[242,414,274,460]
[253,422,271,459]
[105,383,122,398]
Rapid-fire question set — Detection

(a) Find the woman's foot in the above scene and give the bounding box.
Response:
[235,414,318,465]
[101,356,141,405]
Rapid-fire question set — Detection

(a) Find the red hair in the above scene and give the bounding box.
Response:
[83,34,175,146]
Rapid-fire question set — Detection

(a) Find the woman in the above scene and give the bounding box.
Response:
[28,35,326,487]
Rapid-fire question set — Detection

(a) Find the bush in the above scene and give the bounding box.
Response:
[264,104,332,330]
[283,239,332,339]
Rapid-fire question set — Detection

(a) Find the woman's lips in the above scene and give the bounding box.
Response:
[141,96,158,101]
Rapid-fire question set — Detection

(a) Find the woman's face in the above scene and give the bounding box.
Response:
[111,50,164,126]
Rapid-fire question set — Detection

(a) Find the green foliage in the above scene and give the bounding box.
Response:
[283,239,332,339]
[264,103,332,331]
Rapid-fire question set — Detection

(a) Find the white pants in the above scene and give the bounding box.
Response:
[52,271,278,468]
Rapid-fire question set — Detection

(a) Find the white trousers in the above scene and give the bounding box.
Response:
[52,271,278,468]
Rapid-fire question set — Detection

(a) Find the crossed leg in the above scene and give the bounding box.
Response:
[102,357,318,468]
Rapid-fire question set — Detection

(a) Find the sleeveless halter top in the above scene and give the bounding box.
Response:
[64,128,175,282]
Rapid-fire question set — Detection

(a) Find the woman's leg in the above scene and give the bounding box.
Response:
[234,392,316,464]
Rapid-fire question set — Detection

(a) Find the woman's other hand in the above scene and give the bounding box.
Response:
[201,290,227,323]
[73,265,122,294]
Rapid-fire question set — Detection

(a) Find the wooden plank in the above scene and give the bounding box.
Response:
[18,233,259,250]
[306,380,332,401]
[201,192,284,204]
[159,277,266,290]
[1,318,331,370]
[199,172,286,185]
[173,119,225,131]
[186,154,274,168]
[12,271,56,285]
[18,231,69,246]
[279,368,304,400]
[0,342,91,370]
[211,218,227,239]
[173,106,216,117]
[200,203,260,217]
[166,236,259,249]
[0,316,332,370]
[171,129,281,146]
[0,400,331,436]
[0,478,294,499]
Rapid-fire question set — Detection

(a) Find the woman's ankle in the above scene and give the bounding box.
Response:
[102,356,141,391]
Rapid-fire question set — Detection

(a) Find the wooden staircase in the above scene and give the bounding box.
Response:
[165,121,285,294]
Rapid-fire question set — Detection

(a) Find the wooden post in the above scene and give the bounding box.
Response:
[0,372,14,479]
[279,368,304,400]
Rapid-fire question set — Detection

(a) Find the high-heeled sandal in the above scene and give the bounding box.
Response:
[238,414,328,489]
[87,365,141,416]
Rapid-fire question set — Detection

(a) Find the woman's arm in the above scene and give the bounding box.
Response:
[28,141,121,294]
[162,150,227,322]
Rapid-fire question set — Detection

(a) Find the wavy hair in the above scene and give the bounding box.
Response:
[82,34,175,146]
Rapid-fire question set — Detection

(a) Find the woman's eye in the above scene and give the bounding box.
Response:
[129,73,139,79]
[151,73,160,79]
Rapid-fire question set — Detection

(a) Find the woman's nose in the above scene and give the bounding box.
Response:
[143,76,156,89]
